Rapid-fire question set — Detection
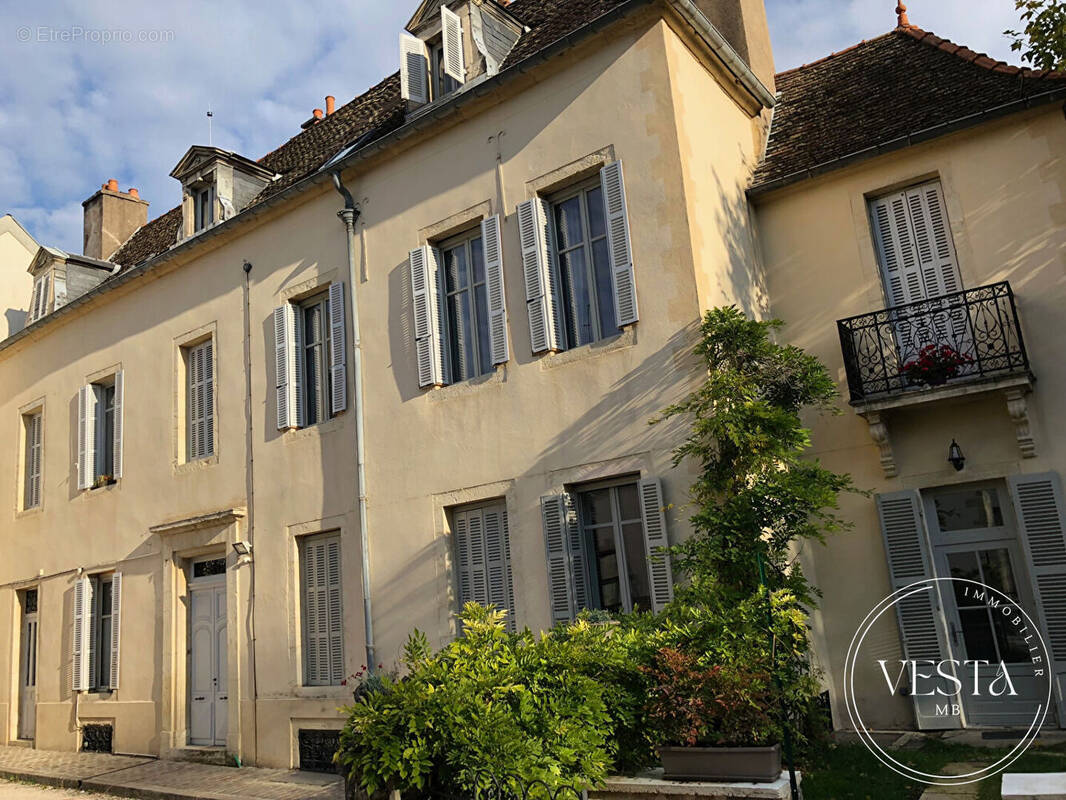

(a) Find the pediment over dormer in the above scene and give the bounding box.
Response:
[170,146,277,240]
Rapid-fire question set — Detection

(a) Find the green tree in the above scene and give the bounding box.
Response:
[1006,0,1066,71]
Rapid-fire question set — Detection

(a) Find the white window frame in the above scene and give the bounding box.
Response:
[439,228,493,383]
[297,292,334,428]
[574,478,651,614]
[193,183,216,233]
[92,575,115,692]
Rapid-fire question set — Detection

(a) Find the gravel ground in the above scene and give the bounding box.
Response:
[0,782,113,799]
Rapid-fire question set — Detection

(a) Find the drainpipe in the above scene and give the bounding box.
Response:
[330,170,377,672]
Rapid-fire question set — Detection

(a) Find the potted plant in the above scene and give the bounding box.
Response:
[902,343,973,387]
[644,648,782,783]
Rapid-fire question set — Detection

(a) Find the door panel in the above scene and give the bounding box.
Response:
[189,583,227,746]
[18,612,37,740]
[214,587,228,745]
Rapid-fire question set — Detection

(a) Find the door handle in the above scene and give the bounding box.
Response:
[219,696,228,701]
[194,696,206,701]
[949,621,961,647]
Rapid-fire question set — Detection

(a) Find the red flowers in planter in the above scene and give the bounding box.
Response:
[902,344,973,387]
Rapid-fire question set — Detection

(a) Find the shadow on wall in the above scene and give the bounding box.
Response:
[5,308,27,338]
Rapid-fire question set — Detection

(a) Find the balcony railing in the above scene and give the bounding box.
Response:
[837,281,1030,403]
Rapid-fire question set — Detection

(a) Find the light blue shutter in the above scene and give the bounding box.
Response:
[1008,473,1066,727]
[273,304,298,429]
[481,215,509,364]
[517,199,561,353]
[600,161,638,326]
[541,493,588,623]
[328,282,348,413]
[876,490,960,730]
[410,246,446,387]
[638,478,674,611]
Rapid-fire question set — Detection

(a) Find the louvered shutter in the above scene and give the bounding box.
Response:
[110,572,122,690]
[876,491,960,730]
[326,538,343,684]
[274,304,298,429]
[27,280,40,324]
[400,33,429,104]
[77,385,97,490]
[441,5,466,83]
[600,161,638,326]
[468,511,488,606]
[26,413,42,508]
[1008,473,1066,726]
[541,494,588,623]
[905,182,962,300]
[638,479,674,611]
[871,192,925,308]
[203,341,214,456]
[517,198,562,353]
[455,511,473,609]
[328,282,348,413]
[188,345,203,459]
[303,536,343,686]
[410,245,447,387]
[484,507,516,630]
[481,215,509,364]
[72,576,92,691]
[111,371,123,479]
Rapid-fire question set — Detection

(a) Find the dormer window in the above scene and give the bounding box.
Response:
[400,1,522,108]
[193,182,216,233]
[27,271,50,325]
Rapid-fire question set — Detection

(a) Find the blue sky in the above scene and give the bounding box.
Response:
[0,0,1023,252]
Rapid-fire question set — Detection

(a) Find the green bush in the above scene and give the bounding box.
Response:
[337,604,653,797]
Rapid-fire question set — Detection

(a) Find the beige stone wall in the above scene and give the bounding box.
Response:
[753,106,1066,729]
[0,11,765,766]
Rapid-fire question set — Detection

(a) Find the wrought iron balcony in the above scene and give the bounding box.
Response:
[837,282,1030,404]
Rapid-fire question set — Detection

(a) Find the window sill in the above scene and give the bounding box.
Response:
[81,480,120,497]
[427,365,507,403]
[283,415,345,443]
[290,685,353,701]
[173,455,219,475]
[538,325,637,371]
[15,506,43,520]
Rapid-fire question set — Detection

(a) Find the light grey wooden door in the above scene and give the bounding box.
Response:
[189,583,226,746]
[17,591,37,740]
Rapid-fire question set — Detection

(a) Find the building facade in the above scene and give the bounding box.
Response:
[0,0,1063,770]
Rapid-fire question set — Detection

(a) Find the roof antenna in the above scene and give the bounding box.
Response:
[896,1,911,27]
[207,106,214,146]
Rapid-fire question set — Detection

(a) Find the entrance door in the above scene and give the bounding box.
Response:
[189,580,227,746]
[925,484,1046,727]
[17,589,38,740]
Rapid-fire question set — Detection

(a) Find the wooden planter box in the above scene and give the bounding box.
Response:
[659,744,782,783]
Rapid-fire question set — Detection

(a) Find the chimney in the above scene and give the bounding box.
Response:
[82,179,149,261]
[325,95,335,115]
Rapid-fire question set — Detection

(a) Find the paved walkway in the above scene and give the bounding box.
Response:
[0,746,343,800]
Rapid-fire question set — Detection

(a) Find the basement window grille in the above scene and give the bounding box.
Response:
[82,723,113,753]
[298,729,341,773]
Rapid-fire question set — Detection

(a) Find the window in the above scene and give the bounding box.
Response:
[72,573,121,692]
[541,477,672,623]
[577,482,651,613]
[28,272,50,324]
[452,501,515,630]
[399,5,465,105]
[430,39,460,100]
[186,339,215,460]
[193,184,216,232]
[22,411,42,509]
[77,373,123,490]
[442,230,493,383]
[274,285,347,430]
[518,161,636,355]
[551,182,617,349]
[300,534,343,686]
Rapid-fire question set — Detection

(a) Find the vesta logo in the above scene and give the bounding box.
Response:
[844,578,1052,787]
[878,659,1019,698]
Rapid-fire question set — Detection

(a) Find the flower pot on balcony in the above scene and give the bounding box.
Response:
[658,743,782,783]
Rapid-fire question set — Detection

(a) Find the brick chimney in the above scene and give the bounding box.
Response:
[82,179,149,261]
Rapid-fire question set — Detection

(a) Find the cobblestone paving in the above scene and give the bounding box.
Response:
[0,747,342,800]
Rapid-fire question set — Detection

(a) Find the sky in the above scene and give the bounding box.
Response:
[0,0,1025,253]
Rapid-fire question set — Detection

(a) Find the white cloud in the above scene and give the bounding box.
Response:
[0,1,1033,251]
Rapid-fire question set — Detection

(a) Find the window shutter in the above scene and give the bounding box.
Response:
[72,576,92,691]
[328,282,348,413]
[455,511,473,609]
[304,537,343,686]
[27,414,42,508]
[638,478,674,611]
[400,33,429,104]
[870,192,924,308]
[273,304,298,429]
[468,510,488,605]
[542,495,574,623]
[600,161,638,327]
[410,245,446,387]
[326,538,344,685]
[441,5,466,83]
[1007,473,1066,726]
[517,198,561,353]
[53,273,67,310]
[77,385,96,491]
[905,182,962,300]
[481,215,509,365]
[203,341,214,456]
[112,371,123,479]
[876,490,960,730]
[109,572,122,690]
[484,507,516,631]
[28,280,40,324]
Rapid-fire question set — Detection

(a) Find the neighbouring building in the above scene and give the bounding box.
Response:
[0,0,1063,769]
[0,215,38,339]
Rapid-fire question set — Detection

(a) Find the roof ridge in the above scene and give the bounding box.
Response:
[899,24,1066,79]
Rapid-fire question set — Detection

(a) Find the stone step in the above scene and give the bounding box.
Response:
[1002,772,1066,799]
[170,746,233,767]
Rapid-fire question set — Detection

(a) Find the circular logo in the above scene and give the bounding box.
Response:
[844,577,1052,786]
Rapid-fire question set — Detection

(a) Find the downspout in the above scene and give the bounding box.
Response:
[330,170,377,671]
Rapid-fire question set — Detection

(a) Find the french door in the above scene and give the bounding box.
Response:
[18,589,38,740]
[189,578,227,746]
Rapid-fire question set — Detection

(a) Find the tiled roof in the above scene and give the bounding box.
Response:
[751,26,1066,193]
[110,0,631,269]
